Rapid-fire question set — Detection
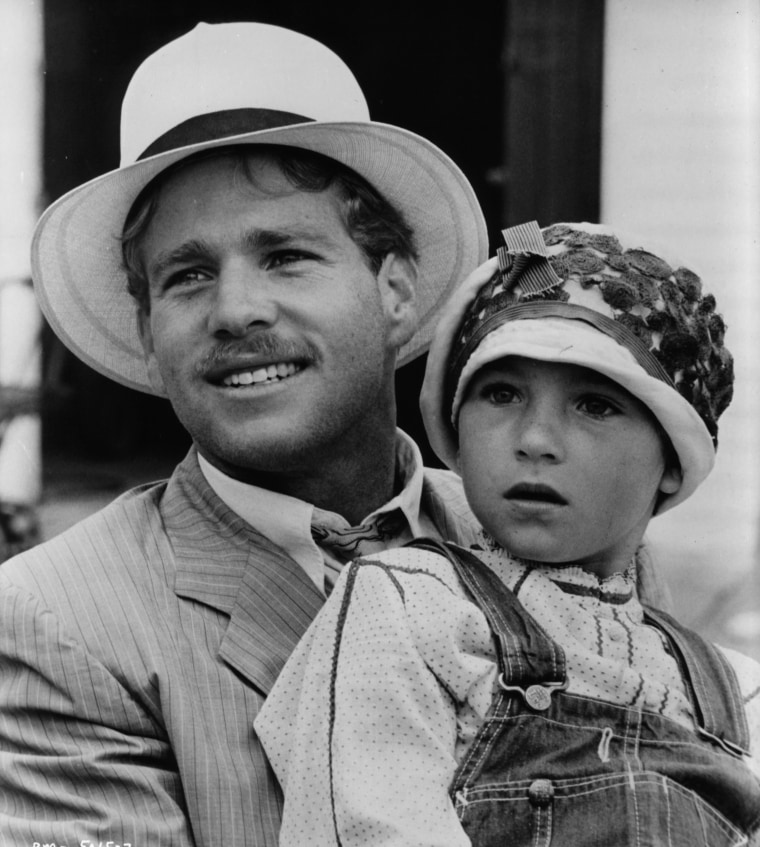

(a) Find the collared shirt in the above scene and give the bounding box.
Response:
[197,429,438,593]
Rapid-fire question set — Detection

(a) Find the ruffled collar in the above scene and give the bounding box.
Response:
[530,561,636,605]
[472,529,637,605]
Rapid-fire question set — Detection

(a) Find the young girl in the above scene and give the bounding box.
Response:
[255,221,760,846]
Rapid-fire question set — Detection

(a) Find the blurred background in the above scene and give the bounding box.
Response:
[0,0,758,658]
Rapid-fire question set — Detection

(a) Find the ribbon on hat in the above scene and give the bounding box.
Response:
[495,220,563,298]
[447,221,563,395]
[138,108,314,161]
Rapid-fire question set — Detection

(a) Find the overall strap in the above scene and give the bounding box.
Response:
[407,538,566,689]
[644,605,750,756]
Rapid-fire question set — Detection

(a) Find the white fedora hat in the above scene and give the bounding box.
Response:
[32,21,489,395]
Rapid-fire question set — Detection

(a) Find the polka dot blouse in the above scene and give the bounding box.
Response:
[255,543,760,846]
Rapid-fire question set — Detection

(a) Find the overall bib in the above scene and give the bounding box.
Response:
[413,540,760,846]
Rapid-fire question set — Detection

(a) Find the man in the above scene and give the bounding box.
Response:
[0,21,673,846]
[0,21,489,846]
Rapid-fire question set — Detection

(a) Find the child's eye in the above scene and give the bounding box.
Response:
[481,383,520,406]
[578,395,620,419]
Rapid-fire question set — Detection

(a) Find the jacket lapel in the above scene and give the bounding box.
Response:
[220,541,325,694]
[165,450,324,694]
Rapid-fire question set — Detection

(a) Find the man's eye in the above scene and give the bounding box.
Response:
[578,395,619,418]
[164,269,209,289]
[266,250,316,269]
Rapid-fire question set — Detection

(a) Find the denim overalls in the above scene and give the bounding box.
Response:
[413,540,760,846]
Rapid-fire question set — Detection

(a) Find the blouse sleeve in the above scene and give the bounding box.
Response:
[255,554,474,847]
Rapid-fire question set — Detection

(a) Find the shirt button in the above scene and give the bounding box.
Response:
[528,778,554,807]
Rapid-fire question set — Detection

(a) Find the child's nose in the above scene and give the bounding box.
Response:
[515,406,564,462]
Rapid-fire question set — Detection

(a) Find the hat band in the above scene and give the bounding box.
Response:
[448,300,675,408]
[137,108,314,160]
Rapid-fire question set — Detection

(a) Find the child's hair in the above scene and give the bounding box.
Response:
[420,221,734,513]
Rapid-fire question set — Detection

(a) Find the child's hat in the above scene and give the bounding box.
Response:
[31,22,488,395]
[420,220,734,513]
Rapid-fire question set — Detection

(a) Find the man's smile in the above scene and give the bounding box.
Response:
[221,361,302,387]
[199,340,315,389]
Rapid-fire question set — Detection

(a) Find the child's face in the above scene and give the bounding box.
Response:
[457,356,682,578]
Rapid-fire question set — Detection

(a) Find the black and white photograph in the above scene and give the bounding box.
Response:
[0,1,758,844]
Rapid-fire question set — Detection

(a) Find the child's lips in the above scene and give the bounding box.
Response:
[504,483,568,506]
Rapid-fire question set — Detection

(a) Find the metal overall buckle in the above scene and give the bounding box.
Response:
[498,674,568,711]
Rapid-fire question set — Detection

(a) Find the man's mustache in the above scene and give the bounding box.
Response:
[195,335,319,376]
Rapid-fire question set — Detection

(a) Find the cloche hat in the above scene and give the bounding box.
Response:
[421,221,734,513]
[31,21,488,394]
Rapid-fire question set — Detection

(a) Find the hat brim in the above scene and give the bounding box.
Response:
[32,121,488,394]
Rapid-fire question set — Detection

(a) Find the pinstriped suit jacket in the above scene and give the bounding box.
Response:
[0,447,480,847]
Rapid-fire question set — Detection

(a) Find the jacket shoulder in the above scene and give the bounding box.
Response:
[1,478,171,596]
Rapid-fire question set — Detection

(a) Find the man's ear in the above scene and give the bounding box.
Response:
[376,253,418,349]
[136,308,168,396]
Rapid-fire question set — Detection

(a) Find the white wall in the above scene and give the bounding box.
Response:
[0,0,44,507]
[601,1,760,604]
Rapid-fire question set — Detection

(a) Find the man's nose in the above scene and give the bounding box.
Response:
[208,262,278,336]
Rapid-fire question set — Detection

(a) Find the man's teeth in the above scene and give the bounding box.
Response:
[222,362,299,387]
